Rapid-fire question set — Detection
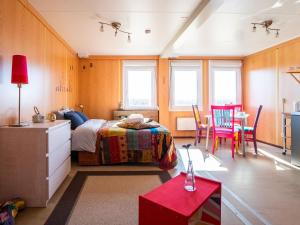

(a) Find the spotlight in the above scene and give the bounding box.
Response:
[100,23,104,32]
[252,25,257,32]
[115,30,118,37]
[275,30,279,38]
[266,28,270,35]
[127,34,131,43]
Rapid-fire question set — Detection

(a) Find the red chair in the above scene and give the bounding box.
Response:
[225,104,243,111]
[211,105,239,159]
[240,105,263,154]
[192,105,211,146]
[225,104,243,125]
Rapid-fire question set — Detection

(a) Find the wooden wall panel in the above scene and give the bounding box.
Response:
[78,59,121,120]
[243,36,300,146]
[0,0,78,126]
[243,50,278,144]
[157,59,170,127]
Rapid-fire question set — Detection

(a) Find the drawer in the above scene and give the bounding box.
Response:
[48,123,71,154]
[48,157,71,199]
[48,140,70,176]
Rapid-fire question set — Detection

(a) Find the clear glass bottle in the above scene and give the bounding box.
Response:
[184,160,196,192]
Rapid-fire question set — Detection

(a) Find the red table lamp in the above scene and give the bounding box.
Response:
[10,55,29,127]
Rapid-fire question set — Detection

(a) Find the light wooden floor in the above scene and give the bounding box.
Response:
[15,138,300,225]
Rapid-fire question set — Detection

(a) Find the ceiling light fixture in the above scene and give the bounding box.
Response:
[99,21,132,43]
[251,20,280,38]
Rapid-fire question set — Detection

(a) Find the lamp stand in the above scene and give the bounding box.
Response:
[9,84,28,127]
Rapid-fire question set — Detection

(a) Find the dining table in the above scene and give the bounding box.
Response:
[205,112,250,157]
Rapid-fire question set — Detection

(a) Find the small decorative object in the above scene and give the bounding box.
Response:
[118,101,124,110]
[78,104,84,113]
[48,112,56,122]
[32,106,45,123]
[182,144,196,192]
[10,55,29,127]
[0,198,25,224]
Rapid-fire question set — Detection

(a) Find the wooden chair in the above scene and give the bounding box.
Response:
[219,104,243,145]
[211,105,239,158]
[225,104,243,126]
[192,105,210,146]
[239,105,263,154]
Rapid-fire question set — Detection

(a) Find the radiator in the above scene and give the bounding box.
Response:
[176,117,196,131]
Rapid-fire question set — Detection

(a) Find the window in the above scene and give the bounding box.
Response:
[209,60,242,106]
[170,60,203,111]
[123,60,157,109]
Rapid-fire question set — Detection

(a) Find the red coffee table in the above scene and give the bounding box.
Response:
[139,172,221,225]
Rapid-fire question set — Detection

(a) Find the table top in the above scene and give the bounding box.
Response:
[206,112,249,119]
[140,173,221,218]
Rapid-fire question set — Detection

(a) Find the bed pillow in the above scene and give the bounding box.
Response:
[128,114,144,119]
[64,111,85,130]
[75,111,89,122]
[55,108,72,120]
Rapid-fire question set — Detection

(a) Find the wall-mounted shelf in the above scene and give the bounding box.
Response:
[286,70,300,84]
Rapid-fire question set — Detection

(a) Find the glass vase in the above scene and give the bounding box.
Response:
[184,160,196,192]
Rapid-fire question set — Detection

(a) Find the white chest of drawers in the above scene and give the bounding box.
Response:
[0,120,71,207]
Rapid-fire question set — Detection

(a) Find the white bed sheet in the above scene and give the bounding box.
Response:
[71,119,106,153]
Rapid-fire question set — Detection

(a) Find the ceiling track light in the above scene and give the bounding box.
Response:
[251,20,280,38]
[98,21,132,43]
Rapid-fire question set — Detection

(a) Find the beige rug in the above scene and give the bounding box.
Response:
[45,171,170,225]
[67,175,163,225]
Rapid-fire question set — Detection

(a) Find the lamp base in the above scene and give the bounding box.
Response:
[9,122,29,127]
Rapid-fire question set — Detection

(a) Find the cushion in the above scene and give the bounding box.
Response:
[75,111,89,122]
[236,126,253,132]
[64,111,85,130]
[124,117,144,124]
[117,121,160,130]
[243,126,254,131]
[54,108,72,120]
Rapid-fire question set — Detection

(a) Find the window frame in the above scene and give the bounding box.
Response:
[122,61,157,110]
[169,62,203,111]
[209,60,242,106]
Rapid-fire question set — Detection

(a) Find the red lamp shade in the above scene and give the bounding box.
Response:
[11,55,28,84]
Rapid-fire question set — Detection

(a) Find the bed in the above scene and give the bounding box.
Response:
[71,119,177,169]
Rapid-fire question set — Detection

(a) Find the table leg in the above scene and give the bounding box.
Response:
[241,119,246,157]
[206,117,210,151]
[282,115,287,155]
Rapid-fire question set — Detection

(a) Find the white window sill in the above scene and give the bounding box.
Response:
[122,106,159,111]
[169,107,203,112]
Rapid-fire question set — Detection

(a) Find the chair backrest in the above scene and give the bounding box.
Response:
[211,105,236,133]
[253,105,263,131]
[225,104,243,112]
[192,105,201,129]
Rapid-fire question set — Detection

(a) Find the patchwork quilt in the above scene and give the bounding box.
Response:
[97,121,177,170]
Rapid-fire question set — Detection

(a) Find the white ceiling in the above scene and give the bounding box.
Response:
[29,0,300,57]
